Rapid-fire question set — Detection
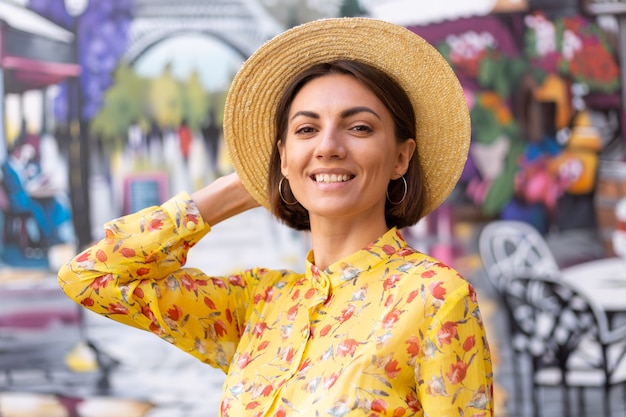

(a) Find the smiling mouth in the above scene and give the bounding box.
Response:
[313,174,353,183]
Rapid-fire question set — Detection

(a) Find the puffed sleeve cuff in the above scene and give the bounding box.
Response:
[160,191,211,242]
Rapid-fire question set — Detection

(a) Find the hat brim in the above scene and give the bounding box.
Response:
[224,17,470,218]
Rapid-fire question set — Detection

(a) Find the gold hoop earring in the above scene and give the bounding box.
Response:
[386,176,407,205]
[279,177,298,206]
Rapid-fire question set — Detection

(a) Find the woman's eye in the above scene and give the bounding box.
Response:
[295,126,316,134]
[351,124,373,133]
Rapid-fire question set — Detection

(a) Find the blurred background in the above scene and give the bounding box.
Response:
[1,0,626,416]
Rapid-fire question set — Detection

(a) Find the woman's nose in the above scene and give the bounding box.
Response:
[315,128,346,159]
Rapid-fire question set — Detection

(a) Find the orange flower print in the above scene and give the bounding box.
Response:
[447,360,468,385]
[214,320,228,337]
[204,296,216,309]
[252,322,269,338]
[228,274,245,287]
[337,303,356,323]
[319,324,332,337]
[381,244,396,255]
[392,407,407,416]
[405,336,420,357]
[421,269,436,279]
[384,358,401,379]
[147,218,163,232]
[136,267,151,276]
[407,289,419,303]
[119,247,136,257]
[383,273,402,290]
[106,302,129,314]
[237,352,253,369]
[257,340,270,351]
[406,391,422,413]
[382,308,402,330]
[80,297,94,307]
[371,398,388,413]
[166,305,183,321]
[429,281,446,300]
[337,338,359,357]
[463,335,476,352]
[90,274,113,291]
[437,321,458,346]
[133,286,144,298]
[95,249,107,262]
[141,305,156,322]
[323,372,340,389]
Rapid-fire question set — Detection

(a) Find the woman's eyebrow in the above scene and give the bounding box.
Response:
[341,106,381,120]
[290,110,319,122]
[291,107,381,121]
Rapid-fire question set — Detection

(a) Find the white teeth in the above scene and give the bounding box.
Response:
[314,174,351,183]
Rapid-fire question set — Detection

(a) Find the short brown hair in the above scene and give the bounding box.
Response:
[268,60,426,231]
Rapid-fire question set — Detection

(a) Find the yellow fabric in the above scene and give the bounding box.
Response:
[58,193,494,417]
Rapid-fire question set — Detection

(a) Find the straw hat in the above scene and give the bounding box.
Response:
[224,17,470,218]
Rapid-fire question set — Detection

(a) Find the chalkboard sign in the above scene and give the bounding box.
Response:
[123,172,168,214]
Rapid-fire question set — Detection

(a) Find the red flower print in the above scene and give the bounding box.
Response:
[104,229,114,243]
[237,352,253,369]
[437,321,458,346]
[257,340,270,351]
[463,335,476,352]
[446,360,468,385]
[261,383,273,396]
[181,274,198,291]
[383,274,402,290]
[371,398,388,413]
[338,304,356,323]
[141,305,156,322]
[119,247,136,258]
[406,392,422,412]
[382,308,402,330]
[392,407,407,417]
[298,358,312,373]
[304,288,316,299]
[107,302,128,314]
[184,214,198,227]
[220,398,231,415]
[245,401,260,410]
[469,284,477,303]
[147,218,163,232]
[385,358,401,379]
[228,274,245,287]
[133,287,144,298]
[429,281,446,300]
[276,407,286,417]
[214,320,228,337]
[384,294,394,307]
[382,244,396,255]
[291,289,300,301]
[421,269,436,279]
[337,338,359,357]
[319,324,332,337]
[211,278,227,289]
[136,267,151,276]
[407,289,419,303]
[81,297,94,307]
[167,305,183,321]
[405,336,420,357]
[76,250,91,262]
[252,322,268,338]
[90,274,113,291]
[287,304,299,321]
[397,248,414,257]
[225,308,233,324]
[323,372,340,389]
[204,297,216,310]
[96,249,107,262]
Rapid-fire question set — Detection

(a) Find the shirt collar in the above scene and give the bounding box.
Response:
[305,227,409,288]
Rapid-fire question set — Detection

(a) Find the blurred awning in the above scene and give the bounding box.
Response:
[0,2,79,93]
[362,0,528,26]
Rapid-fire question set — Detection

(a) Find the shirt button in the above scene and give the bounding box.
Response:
[186,221,196,230]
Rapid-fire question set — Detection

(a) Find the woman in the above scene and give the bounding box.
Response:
[59,18,493,416]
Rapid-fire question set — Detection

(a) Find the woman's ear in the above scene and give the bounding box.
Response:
[278,140,289,177]
[395,138,416,176]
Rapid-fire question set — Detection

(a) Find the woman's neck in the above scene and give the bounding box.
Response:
[309,215,389,271]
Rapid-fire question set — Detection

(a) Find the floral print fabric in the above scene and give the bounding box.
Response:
[58,193,493,416]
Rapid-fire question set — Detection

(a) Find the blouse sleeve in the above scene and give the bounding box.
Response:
[417,281,494,416]
[57,192,254,372]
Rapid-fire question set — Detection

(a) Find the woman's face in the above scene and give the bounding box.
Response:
[278,73,415,225]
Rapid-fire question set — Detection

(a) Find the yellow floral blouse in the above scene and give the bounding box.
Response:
[58,193,493,417]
